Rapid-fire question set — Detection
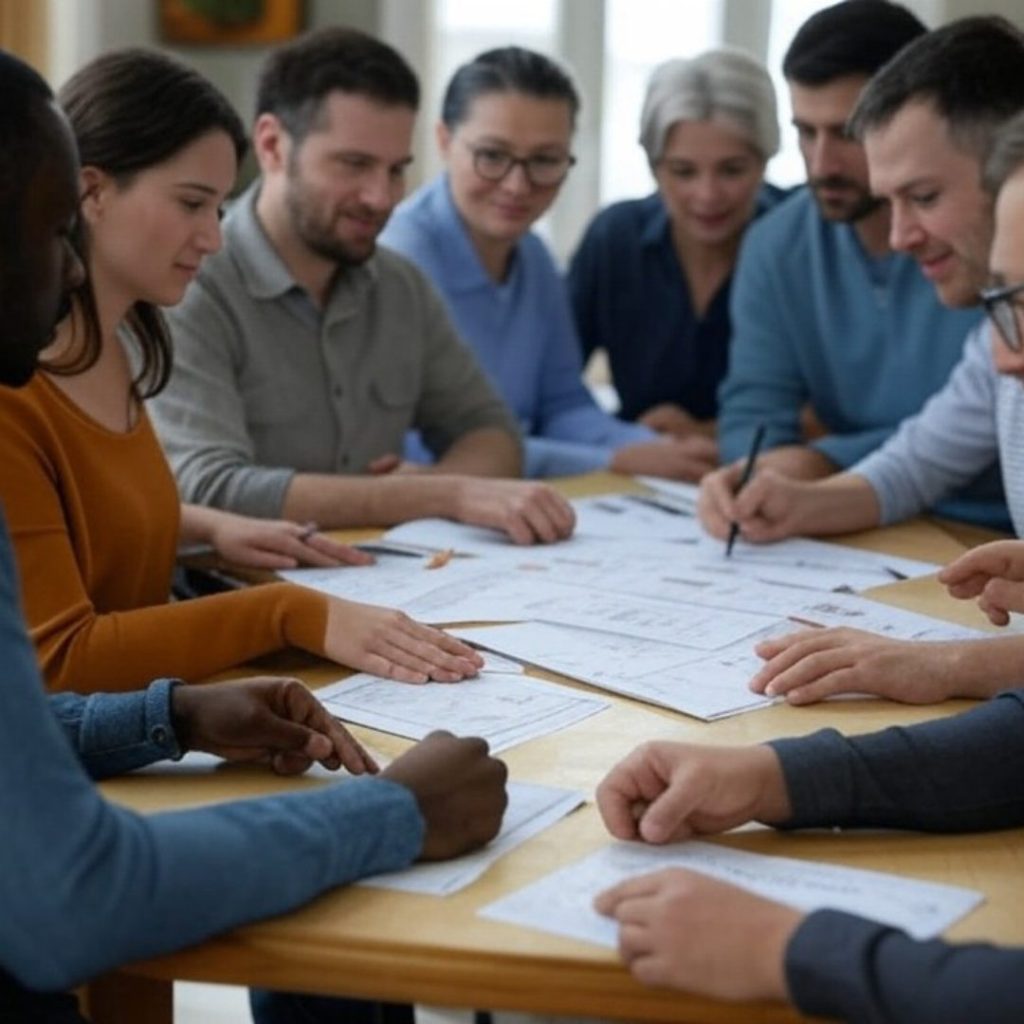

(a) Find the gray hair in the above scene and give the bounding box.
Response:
[984,110,1024,197]
[639,48,779,165]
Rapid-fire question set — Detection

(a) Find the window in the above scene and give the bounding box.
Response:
[600,0,723,204]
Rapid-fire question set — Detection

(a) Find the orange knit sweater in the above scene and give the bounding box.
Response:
[0,373,327,692]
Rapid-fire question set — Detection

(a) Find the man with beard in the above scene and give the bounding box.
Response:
[705,0,1006,528]
[150,27,576,546]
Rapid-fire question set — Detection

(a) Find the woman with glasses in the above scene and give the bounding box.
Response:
[569,50,783,441]
[380,47,718,481]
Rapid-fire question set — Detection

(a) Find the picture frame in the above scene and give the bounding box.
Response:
[159,0,304,46]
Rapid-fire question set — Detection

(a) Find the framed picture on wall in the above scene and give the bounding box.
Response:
[159,0,304,45]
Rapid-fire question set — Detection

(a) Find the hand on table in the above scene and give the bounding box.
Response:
[382,730,508,860]
[940,540,1024,626]
[207,509,374,571]
[452,478,576,545]
[751,627,963,705]
[637,403,715,441]
[170,676,377,775]
[595,868,801,1002]
[610,436,718,482]
[323,599,483,683]
[595,740,791,844]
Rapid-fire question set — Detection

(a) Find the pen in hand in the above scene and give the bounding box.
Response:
[725,423,766,557]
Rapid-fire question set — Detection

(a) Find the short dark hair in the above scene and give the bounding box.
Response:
[984,111,1024,197]
[440,46,580,130]
[850,16,1024,159]
[0,50,55,238]
[56,48,247,398]
[256,26,420,142]
[783,0,926,86]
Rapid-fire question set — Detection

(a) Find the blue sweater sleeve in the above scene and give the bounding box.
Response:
[0,521,423,993]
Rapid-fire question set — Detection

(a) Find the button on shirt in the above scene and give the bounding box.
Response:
[150,183,518,518]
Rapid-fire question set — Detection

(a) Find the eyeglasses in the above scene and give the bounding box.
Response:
[981,280,1024,353]
[467,144,576,188]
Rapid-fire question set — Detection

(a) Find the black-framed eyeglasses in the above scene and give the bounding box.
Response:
[981,281,1024,353]
[467,144,576,188]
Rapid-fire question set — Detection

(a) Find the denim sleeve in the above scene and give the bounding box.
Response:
[0,519,424,994]
[49,678,183,779]
[787,908,1024,1023]
[769,688,1024,832]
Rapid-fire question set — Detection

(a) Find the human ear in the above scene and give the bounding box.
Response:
[78,166,110,225]
[436,121,453,162]
[252,113,291,175]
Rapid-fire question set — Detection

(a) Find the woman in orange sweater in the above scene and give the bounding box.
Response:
[0,48,481,693]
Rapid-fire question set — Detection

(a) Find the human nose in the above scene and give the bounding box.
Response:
[195,210,223,255]
[888,201,925,253]
[499,160,532,194]
[807,135,841,180]
[359,168,397,212]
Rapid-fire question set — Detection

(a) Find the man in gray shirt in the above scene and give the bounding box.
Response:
[150,27,574,545]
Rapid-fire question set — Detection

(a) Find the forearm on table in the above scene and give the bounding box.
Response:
[792,472,882,535]
[179,503,231,546]
[282,472,470,528]
[772,689,1024,832]
[432,427,523,477]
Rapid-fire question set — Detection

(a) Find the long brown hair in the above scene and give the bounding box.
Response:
[53,48,247,398]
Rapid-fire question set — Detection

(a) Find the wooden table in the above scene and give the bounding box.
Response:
[84,475,1021,1024]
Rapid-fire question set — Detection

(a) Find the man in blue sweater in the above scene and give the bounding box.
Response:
[0,50,507,1022]
[706,0,1006,528]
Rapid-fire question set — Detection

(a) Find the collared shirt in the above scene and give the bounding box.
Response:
[0,512,422,995]
[150,183,518,518]
[381,175,656,478]
[567,186,785,423]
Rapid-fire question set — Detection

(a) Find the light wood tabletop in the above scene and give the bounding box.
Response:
[84,474,1022,1024]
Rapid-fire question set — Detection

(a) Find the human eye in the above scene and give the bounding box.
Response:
[475,146,511,169]
[910,190,939,208]
[663,162,695,180]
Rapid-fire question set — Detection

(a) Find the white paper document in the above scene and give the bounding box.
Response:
[316,671,609,753]
[455,621,782,721]
[481,839,984,946]
[360,781,585,895]
[693,535,939,592]
[571,495,703,543]
[789,591,985,641]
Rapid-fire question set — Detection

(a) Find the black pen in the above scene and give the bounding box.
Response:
[725,423,766,557]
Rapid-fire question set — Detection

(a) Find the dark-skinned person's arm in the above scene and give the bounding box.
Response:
[2,525,506,992]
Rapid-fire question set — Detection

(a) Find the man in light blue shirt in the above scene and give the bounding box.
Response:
[708,0,1005,528]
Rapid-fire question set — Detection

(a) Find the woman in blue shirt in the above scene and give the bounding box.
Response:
[381,48,718,481]
[568,50,784,439]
